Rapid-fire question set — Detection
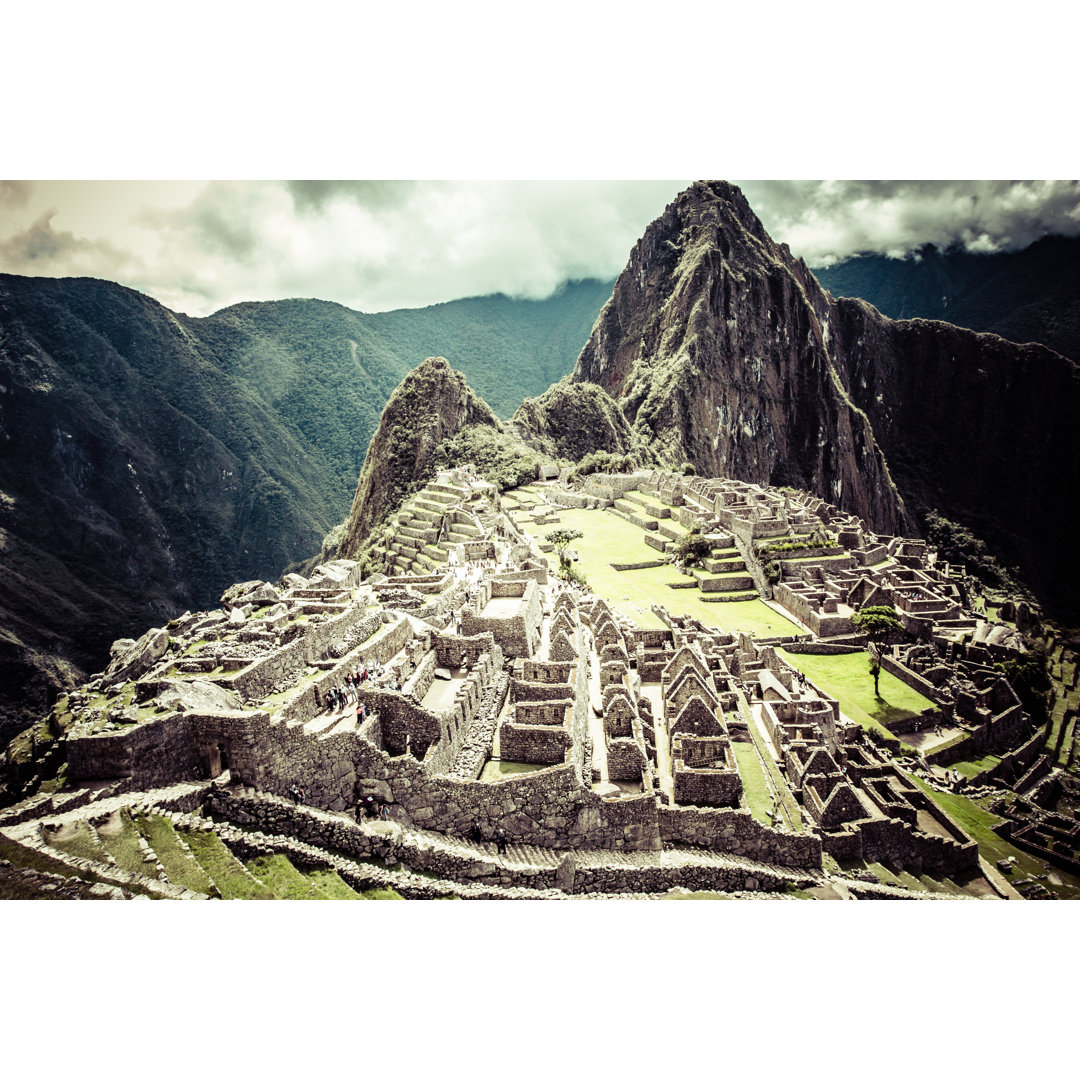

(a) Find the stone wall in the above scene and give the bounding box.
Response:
[498,721,571,764]
[657,804,822,868]
[672,764,742,807]
[460,579,541,658]
[880,654,946,705]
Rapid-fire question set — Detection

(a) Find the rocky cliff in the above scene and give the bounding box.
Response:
[552,180,1078,617]
[339,357,539,561]
[567,180,908,534]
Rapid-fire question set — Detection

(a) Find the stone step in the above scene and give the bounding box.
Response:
[413,498,448,516]
[410,506,443,524]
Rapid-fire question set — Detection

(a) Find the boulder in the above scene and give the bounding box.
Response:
[157,679,242,714]
[555,853,576,894]
[103,627,170,683]
[220,580,264,608]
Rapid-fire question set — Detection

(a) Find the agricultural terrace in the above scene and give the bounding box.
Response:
[512,502,805,637]
[779,649,936,740]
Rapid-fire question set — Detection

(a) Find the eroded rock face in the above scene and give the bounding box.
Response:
[541,179,1077,615]
[567,180,907,535]
[339,356,502,556]
[157,679,242,714]
[102,627,169,684]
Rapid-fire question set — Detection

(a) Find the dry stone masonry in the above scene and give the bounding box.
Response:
[1,466,1056,899]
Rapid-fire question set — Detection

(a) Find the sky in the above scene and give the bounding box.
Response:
[2,179,1079,318]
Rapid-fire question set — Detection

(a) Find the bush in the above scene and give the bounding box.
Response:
[673,525,712,568]
[569,449,637,481]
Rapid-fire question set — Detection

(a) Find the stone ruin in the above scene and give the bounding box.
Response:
[0,466,1052,900]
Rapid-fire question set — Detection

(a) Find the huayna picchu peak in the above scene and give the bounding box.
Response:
[1,179,1079,901]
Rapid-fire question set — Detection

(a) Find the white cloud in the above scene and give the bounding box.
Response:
[739,180,1080,266]
[2,179,1079,315]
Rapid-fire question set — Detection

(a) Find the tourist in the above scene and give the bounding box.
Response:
[469,822,483,843]
[495,826,508,854]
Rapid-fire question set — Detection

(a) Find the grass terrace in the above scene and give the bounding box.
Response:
[731,742,773,826]
[480,759,549,781]
[779,649,934,740]
[516,506,804,636]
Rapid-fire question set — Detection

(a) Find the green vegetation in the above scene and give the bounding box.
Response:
[995,650,1053,728]
[246,854,328,899]
[850,604,905,696]
[179,828,275,899]
[544,526,584,581]
[361,886,406,900]
[673,525,712,568]
[757,531,839,556]
[779,649,933,739]
[907,775,1080,900]
[434,424,550,491]
[925,509,1023,594]
[516,506,804,635]
[135,816,218,894]
[96,811,157,878]
[480,759,550,781]
[305,869,363,899]
[731,741,773,826]
[569,449,637,480]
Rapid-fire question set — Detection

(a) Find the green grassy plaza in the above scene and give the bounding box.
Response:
[513,501,805,637]
[778,649,935,739]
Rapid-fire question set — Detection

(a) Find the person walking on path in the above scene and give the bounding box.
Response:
[495,827,508,855]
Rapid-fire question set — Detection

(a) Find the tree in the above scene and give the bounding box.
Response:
[545,527,583,580]
[673,525,712,569]
[850,604,905,697]
[995,651,1052,728]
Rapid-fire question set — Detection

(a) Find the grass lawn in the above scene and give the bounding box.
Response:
[731,741,773,825]
[517,506,804,636]
[779,649,933,739]
[136,815,217,894]
[480,759,550,781]
[952,753,1003,780]
[96,810,157,878]
[246,854,328,899]
[305,869,363,899]
[907,775,1080,900]
[180,828,275,899]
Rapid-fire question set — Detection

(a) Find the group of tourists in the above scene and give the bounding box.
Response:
[324,660,388,714]
[359,794,390,821]
[468,822,508,853]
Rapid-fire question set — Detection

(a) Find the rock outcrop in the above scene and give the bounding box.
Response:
[532,180,1078,617]
[339,357,502,557]
[566,180,908,535]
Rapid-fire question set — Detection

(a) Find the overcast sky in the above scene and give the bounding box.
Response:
[2,179,1078,317]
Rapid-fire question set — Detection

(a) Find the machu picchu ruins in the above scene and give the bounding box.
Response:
[6,462,1076,901]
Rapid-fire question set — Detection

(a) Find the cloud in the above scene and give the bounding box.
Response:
[0,208,137,279]
[739,180,1080,266]
[2,179,1079,315]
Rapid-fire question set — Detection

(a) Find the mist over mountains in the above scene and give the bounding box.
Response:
[813,236,1080,364]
